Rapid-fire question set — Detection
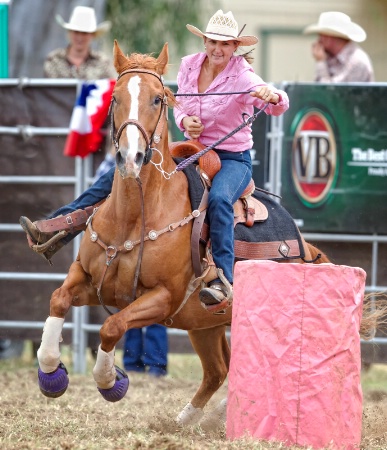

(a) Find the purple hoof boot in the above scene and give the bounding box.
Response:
[38,362,69,398]
[97,366,129,402]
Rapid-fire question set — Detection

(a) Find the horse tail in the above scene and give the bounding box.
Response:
[305,241,387,340]
[360,292,387,340]
[305,242,330,264]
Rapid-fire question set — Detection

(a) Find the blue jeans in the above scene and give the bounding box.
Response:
[123,325,168,376]
[208,149,252,284]
[50,166,115,244]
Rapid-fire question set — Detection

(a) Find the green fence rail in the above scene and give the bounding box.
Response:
[0,2,9,78]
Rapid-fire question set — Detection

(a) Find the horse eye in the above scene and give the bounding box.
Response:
[154,96,162,106]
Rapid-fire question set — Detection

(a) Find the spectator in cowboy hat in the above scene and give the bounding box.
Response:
[303,11,374,82]
[44,5,115,79]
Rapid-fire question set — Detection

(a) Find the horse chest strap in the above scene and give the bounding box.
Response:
[105,246,118,266]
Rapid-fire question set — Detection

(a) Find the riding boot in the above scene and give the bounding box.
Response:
[19,216,68,264]
[199,279,233,306]
[19,202,103,264]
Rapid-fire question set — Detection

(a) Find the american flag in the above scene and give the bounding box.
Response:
[63,79,116,158]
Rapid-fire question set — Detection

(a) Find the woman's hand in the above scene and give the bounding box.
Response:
[250,86,279,104]
[182,116,204,139]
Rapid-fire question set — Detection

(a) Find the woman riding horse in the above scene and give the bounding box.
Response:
[174,10,289,305]
[17,11,385,431]
[20,9,289,307]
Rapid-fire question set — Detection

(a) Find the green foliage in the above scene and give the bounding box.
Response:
[105,0,215,57]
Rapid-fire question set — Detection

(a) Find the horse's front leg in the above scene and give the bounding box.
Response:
[37,262,94,398]
[93,285,171,402]
[37,315,68,398]
[176,325,230,427]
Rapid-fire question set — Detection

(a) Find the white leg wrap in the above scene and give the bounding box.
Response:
[199,397,228,431]
[92,345,116,389]
[37,316,64,373]
[175,402,204,426]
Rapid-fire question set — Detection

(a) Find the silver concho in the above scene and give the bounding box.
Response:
[278,241,290,257]
[153,134,161,144]
[124,240,134,251]
[148,230,158,240]
[90,232,98,242]
[192,209,200,218]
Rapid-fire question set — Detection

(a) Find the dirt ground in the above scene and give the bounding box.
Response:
[1,354,387,450]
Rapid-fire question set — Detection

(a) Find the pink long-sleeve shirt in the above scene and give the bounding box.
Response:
[173,52,289,152]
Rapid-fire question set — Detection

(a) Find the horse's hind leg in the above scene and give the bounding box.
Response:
[176,325,230,426]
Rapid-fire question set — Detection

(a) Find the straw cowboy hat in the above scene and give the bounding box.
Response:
[303,12,366,43]
[186,10,258,46]
[56,6,111,37]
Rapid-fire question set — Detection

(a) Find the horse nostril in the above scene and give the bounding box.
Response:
[135,152,144,167]
[116,151,124,167]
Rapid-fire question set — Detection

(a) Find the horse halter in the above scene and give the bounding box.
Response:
[110,69,168,165]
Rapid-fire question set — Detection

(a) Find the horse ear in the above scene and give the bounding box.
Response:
[113,40,128,74]
[156,43,169,75]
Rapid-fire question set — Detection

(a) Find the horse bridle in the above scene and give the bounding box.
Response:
[109,69,169,165]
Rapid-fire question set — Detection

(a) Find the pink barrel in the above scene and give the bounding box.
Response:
[227,260,366,450]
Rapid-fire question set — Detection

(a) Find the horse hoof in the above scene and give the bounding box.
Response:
[38,362,69,398]
[97,366,129,402]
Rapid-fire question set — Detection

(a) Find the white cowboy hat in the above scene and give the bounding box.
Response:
[303,12,366,43]
[186,9,258,46]
[55,6,111,37]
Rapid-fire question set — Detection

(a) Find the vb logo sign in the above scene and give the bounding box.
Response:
[291,110,337,207]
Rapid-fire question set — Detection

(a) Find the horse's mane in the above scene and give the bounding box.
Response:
[117,52,177,107]
[119,52,160,73]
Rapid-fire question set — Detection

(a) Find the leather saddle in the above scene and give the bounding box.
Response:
[169,140,270,278]
[169,140,268,228]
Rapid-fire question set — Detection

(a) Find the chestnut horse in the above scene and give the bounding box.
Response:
[36,41,339,428]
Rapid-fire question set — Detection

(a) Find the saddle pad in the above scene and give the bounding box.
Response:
[176,158,304,261]
[175,158,204,210]
[234,189,305,260]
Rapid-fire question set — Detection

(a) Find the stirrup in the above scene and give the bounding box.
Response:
[19,216,68,264]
